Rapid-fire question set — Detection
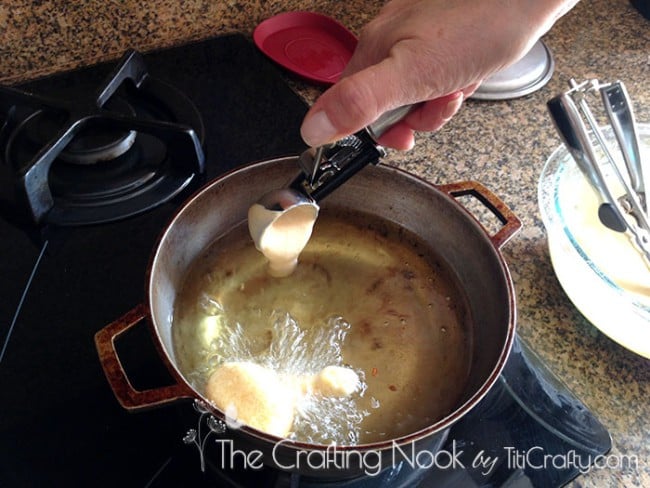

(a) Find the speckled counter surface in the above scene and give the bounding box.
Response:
[1,0,648,486]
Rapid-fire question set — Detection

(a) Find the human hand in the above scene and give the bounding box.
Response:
[300,0,578,150]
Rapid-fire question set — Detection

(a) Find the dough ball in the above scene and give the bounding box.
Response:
[205,361,296,438]
[311,365,360,397]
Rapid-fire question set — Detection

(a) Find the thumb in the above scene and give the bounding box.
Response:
[300,58,416,147]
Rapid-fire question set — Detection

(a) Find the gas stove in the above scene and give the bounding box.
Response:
[0,34,610,487]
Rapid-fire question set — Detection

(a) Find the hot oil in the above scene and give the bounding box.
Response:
[172,207,473,445]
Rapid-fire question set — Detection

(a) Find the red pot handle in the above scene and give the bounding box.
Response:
[94,303,194,411]
[438,181,522,249]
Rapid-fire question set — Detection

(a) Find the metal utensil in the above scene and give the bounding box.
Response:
[298,104,415,196]
[248,187,319,276]
[547,79,650,261]
[255,104,416,217]
[601,82,646,208]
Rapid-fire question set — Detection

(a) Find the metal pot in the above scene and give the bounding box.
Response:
[95,157,520,479]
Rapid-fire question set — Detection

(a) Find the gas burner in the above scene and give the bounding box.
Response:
[0,50,205,226]
[22,97,138,165]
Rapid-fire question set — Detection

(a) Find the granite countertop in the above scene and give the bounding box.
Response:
[1,0,648,486]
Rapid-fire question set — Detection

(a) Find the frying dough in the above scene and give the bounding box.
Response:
[303,365,360,397]
[205,361,360,438]
[206,361,297,437]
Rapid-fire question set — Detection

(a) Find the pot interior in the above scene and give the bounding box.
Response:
[149,157,515,444]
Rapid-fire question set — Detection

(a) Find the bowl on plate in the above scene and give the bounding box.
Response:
[538,123,650,359]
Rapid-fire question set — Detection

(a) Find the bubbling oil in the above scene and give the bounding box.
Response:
[172,208,473,445]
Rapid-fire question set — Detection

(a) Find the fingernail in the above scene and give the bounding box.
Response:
[300,110,337,147]
[441,93,464,121]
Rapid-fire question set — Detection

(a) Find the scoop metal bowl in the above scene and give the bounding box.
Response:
[249,188,319,251]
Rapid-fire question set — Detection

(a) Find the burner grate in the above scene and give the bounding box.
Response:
[0,50,205,225]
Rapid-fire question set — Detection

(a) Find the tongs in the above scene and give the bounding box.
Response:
[547,79,650,262]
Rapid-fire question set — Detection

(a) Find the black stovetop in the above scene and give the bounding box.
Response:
[0,34,610,488]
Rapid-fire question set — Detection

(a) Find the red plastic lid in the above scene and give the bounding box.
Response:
[253,11,358,85]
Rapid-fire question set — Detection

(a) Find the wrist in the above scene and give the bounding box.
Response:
[516,0,580,38]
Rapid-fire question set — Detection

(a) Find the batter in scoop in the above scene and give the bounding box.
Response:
[247,194,319,278]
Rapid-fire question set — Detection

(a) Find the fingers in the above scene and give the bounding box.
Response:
[300,86,468,150]
[374,91,464,149]
[406,92,464,132]
[300,58,402,147]
[299,89,467,151]
[375,124,416,151]
[461,81,482,99]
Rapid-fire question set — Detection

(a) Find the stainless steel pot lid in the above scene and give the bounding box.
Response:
[471,40,554,100]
